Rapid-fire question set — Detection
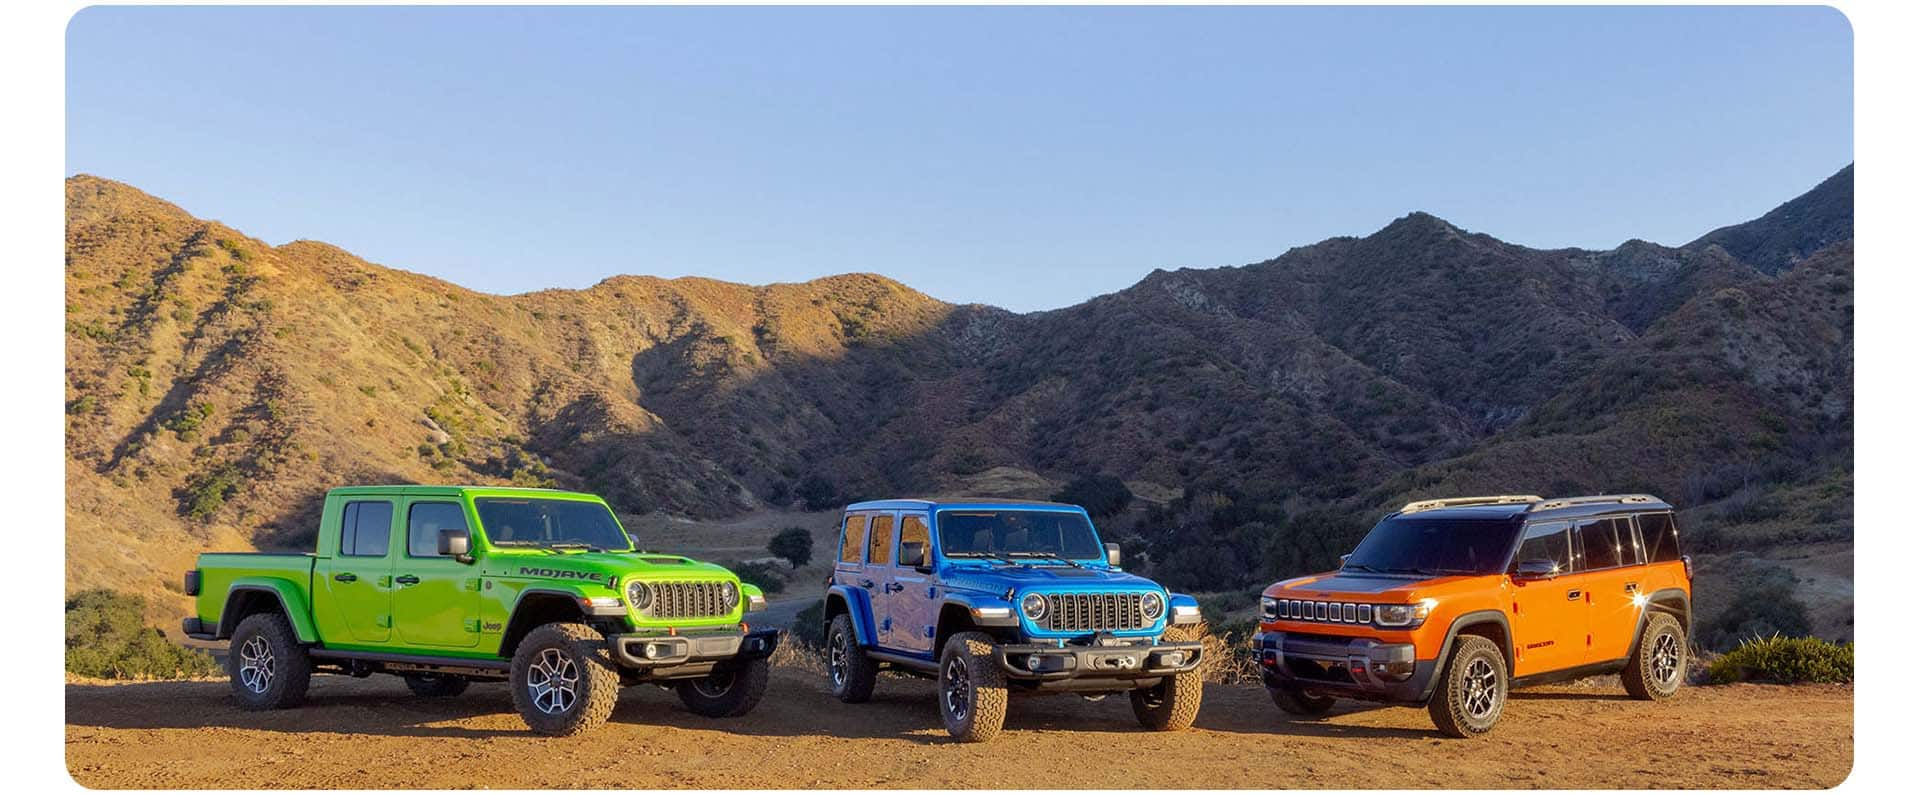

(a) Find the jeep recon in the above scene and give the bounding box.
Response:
[183,485,778,735]
[821,499,1206,741]
[1254,494,1693,737]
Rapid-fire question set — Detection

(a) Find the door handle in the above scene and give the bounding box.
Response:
[396,574,421,586]
[1624,581,1640,593]
[1565,589,1582,601]
[859,579,875,589]
[884,582,904,593]
[333,572,358,583]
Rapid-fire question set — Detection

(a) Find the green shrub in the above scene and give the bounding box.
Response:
[181,463,243,521]
[767,527,814,569]
[789,598,826,648]
[66,589,221,679]
[1052,474,1134,518]
[1707,635,1853,684]
[730,561,788,595]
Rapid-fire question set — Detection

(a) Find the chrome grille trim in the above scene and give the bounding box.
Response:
[1280,600,1380,625]
[1037,592,1151,632]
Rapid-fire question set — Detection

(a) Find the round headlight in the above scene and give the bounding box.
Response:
[1141,592,1166,621]
[625,580,651,610]
[1020,593,1048,620]
[721,581,740,609]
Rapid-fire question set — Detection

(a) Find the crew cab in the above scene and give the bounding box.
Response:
[820,498,1206,741]
[183,485,778,735]
[1253,494,1693,737]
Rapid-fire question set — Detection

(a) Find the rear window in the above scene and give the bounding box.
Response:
[1344,516,1523,575]
[339,501,393,557]
[867,514,896,565]
[838,515,868,563]
[1573,517,1625,570]
[1638,512,1683,562]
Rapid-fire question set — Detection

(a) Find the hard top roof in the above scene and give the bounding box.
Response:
[844,497,1083,512]
[1392,494,1674,521]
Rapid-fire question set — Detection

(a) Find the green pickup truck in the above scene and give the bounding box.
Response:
[183,485,779,735]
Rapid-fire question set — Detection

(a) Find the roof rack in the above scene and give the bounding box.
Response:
[1399,495,1542,514]
[1527,494,1658,512]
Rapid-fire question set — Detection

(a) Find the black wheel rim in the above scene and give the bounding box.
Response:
[942,656,971,722]
[1652,631,1681,685]
[693,670,736,698]
[1462,657,1499,719]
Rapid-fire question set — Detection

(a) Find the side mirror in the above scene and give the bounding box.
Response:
[1514,558,1561,580]
[900,541,929,570]
[1105,543,1122,568]
[438,529,472,561]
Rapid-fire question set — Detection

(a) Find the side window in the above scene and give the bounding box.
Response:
[407,502,468,558]
[897,514,930,565]
[867,514,896,566]
[1513,521,1571,574]
[1616,517,1644,564]
[1573,517,1623,570]
[838,515,869,564]
[1638,512,1682,563]
[340,501,393,557]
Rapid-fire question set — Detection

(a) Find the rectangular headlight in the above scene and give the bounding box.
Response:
[1373,600,1433,628]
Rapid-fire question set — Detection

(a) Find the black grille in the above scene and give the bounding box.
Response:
[645,581,733,619]
[1040,592,1149,632]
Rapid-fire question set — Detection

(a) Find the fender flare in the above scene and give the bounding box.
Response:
[938,593,1019,628]
[1632,588,1692,640]
[495,586,602,657]
[824,585,878,647]
[1421,609,1513,701]
[219,579,319,644]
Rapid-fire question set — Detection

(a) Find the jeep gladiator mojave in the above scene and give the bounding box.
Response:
[1254,494,1693,737]
[821,499,1207,742]
[183,485,778,735]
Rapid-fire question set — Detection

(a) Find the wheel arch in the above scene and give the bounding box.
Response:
[825,585,877,647]
[1637,588,1692,637]
[218,580,319,643]
[497,588,592,658]
[1421,609,1513,701]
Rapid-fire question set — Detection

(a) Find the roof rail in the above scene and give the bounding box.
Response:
[1399,495,1543,514]
[1527,494,1659,512]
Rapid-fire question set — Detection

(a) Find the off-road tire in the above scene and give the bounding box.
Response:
[1623,612,1687,701]
[676,657,771,717]
[403,673,471,697]
[1427,634,1508,738]
[228,612,312,710]
[826,614,878,703]
[1130,668,1203,731]
[1268,683,1336,718]
[938,631,1009,742]
[509,623,620,736]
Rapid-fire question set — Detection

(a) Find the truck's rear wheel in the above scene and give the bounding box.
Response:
[826,614,877,703]
[1427,635,1507,738]
[676,658,771,717]
[1268,683,1336,717]
[227,612,312,710]
[509,623,620,736]
[937,631,1009,742]
[403,673,471,697]
[1623,612,1687,700]
[1130,668,1203,731]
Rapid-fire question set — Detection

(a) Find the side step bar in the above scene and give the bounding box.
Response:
[309,648,511,679]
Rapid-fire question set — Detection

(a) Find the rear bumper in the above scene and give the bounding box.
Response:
[995,640,1203,684]
[607,628,779,679]
[181,617,216,641]
[1254,631,1437,702]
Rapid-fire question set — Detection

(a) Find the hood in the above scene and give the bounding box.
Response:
[940,563,1164,595]
[484,549,737,584]
[1267,570,1471,599]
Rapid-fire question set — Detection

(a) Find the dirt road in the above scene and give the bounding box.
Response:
[66,665,1850,789]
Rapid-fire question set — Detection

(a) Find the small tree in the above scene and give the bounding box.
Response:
[796,474,838,512]
[1052,474,1134,518]
[768,527,813,569]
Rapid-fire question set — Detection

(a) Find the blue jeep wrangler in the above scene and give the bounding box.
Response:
[821,499,1207,741]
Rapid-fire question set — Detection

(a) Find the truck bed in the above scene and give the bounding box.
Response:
[189,552,317,636]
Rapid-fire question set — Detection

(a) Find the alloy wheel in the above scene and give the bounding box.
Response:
[1462,657,1499,719]
[828,632,848,689]
[942,656,971,722]
[1652,632,1681,684]
[526,648,580,715]
[237,635,275,694]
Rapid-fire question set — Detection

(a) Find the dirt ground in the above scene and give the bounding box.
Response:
[66,665,1850,789]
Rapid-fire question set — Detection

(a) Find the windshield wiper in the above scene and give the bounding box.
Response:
[947,551,1019,566]
[1008,552,1085,569]
[547,542,609,552]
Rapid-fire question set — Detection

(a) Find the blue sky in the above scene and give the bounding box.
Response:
[67,5,1851,312]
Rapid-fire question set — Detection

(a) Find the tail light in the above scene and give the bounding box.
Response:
[1681,555,1694,580]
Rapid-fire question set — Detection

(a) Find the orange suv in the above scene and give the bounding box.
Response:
[1253,494,1692,737]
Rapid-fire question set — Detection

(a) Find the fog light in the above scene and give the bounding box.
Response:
[644,642,668,659]
[1371,660,1415,681]
[1026,655,1044,672]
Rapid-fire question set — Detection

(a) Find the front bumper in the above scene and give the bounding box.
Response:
[1254,631,1437,702]
[607,627,779,679]
[996,640,1203,682]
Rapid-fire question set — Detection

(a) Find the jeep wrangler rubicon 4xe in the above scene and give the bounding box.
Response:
[820,499,1207,741]
[1254,494,1693,737]
[183,486,778,735]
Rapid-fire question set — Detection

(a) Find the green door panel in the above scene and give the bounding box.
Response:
[319,499,399,644]
[392,499,482,649]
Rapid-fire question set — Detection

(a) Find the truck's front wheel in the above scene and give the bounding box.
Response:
[509,623,620,736]
[937,631,1009,742]
[1130,668,1203,731]
[227,612,312,710]
[676,658,771,717]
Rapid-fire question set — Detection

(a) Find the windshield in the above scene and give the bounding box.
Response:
[936,510,1102,560]
[1343,516,1522,575]
[474,498,632,551]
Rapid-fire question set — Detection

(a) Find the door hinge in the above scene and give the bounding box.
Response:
[464,619,482,633]
[463,578,481,591]
[375,615,391,628]
[924,626,935,638]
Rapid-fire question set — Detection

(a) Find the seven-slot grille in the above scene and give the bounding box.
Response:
[1277,599,1374,625]
[1038,592,1151,632]
[644,581,734,619]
